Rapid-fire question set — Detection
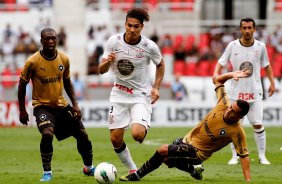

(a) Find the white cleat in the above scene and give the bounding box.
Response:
[259,157,271,165]
[227,157,239,165]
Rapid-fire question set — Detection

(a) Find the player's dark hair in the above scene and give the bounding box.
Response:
[41,28,56,38]
[126,8,149,24]
[240,17,256,28]
[236,99,250,116]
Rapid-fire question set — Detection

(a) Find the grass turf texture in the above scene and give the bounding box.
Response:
[0,127,281,184]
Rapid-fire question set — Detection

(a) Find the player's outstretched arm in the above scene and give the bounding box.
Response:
[214,69,249,87]
[240,156,251,182]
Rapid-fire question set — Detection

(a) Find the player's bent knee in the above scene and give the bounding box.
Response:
[132,132,146,143]
[157,144,169,156]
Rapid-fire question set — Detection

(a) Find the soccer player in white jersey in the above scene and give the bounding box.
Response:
[213,18,275,165]
[98,8,165,176]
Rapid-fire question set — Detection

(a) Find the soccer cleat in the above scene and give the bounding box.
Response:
[191,164,204,180]
[227,157,239,165]
[40,172,52,182]
[83,166,96,176]
[119,172,140,181]
[129,170,137,174]
[259,157,271,165]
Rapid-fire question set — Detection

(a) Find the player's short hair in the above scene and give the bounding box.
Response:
[126,8,149,24]
[236,99,250,116]
[240,17,256,28]
[41,28,56,38]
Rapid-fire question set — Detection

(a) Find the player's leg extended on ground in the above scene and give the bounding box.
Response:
[111,128,137,171]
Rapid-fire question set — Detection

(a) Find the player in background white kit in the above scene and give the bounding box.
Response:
[213,18,275,165]
[98,8,165,176]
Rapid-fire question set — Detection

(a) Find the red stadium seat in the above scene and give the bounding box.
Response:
[173,60,186,75]
[197,61,210,76]
[275,0,282,11]
[173,34,184,49]
[184,62,197,76]
[185,34,195,51]
[198,33,210,50]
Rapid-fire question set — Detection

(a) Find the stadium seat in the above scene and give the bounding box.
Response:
[275,0,282,11]
[197,61,210,76]
[173,34,184,49]
[185,34,196,51]
[198,33,210,50]
[184,62,197,76]
[173,60,186,75]
[170,0,194,11]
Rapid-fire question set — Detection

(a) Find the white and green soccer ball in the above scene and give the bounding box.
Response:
[94,162,117,184]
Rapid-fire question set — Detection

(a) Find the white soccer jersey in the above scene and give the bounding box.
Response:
[102,33,162,103]
[218,39,270,102]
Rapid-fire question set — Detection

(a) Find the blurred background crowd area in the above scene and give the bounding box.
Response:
[0,0,282,102]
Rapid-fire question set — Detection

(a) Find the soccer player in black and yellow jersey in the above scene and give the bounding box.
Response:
[18,28,95,181]
[120,69,251,182]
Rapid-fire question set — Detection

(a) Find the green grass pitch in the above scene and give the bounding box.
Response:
[0,127,282,184]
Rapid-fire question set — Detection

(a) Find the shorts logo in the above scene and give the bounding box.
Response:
[58,64,64,71]
[109,115,114,124]
[40,114,47,121]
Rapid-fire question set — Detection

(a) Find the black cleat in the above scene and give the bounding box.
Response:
[191,164,204,180]
[119,172,140,181]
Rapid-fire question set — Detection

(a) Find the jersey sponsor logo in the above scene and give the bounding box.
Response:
[117,59,134,75]
[114,83,133,94]
[58,64,64,71]
[41,76,60,84]
[238,93,254,100]
[204,120,216,142]
[239,61,253,77]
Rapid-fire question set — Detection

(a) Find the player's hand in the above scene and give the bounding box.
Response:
[151,88,160,104]
[107,53,116,64]
[268,83,275,97]
[233,69,249,81]
[72,104,82,120]
[19,110,29,125]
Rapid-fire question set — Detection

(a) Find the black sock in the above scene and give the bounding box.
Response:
[40,138,53,171]
[136,151,164,178]
[77,140,93,166]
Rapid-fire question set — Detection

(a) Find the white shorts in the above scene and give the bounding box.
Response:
[108,102,152,130]
[230,99,263,125]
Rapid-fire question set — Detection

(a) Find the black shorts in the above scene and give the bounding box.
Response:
[33,105,85,141]
[167,138,201,165]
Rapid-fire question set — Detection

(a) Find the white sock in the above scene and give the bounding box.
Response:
[230,143,238,159]
[43,171,52,174]
[116,145,137,171]
[254,127,266,158]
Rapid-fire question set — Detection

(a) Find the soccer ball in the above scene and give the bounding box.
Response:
[94,162,117,184]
